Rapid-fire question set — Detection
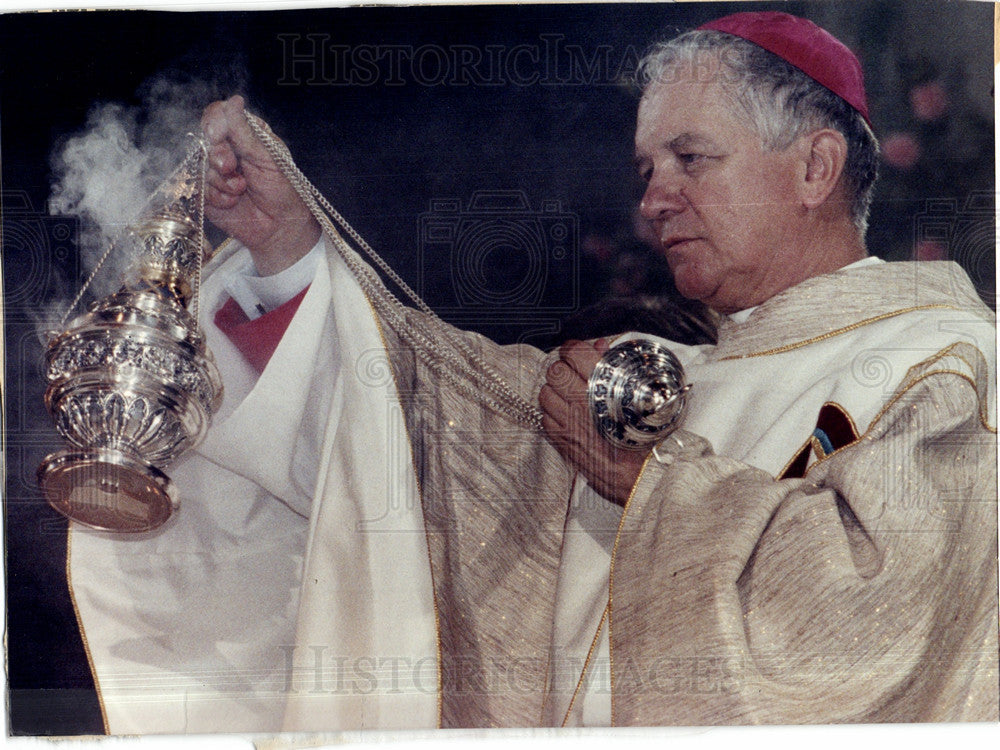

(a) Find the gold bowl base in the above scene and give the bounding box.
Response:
[38,448,177,533]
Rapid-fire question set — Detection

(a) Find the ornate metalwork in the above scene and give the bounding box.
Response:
[587,338,690,450]
[38,144,223,533]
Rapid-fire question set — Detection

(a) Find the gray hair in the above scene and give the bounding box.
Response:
[635,29,880,236]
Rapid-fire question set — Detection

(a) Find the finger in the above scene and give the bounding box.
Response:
[560,340,603,382]
[220,95,278,169]
[541,415,592,467]
[205,186,239,210]
[557,339,582,362]
[200,100,230,145]
[207,169,246,196]
[538,384,570,427]
[210,143,238,176]
[202,96,274,176]
[540,413,567,445]
[544,356,582,393]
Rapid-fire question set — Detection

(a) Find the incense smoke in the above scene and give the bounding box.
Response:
[43,74,237,334]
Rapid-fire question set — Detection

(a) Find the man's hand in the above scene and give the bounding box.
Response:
[539,339,650,506]
[201,95,321,275]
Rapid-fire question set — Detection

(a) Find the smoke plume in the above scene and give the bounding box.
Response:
[46,74,237,324]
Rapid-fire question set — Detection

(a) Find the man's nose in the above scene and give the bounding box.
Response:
[639,175,686,222]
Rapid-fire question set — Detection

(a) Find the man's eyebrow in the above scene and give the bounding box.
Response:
[668,133,716,151]
[634,132,718,163]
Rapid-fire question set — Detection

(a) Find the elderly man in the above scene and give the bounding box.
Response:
[66,11,996,731]
[539,12,997,724]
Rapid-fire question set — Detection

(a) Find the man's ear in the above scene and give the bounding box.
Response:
[799,129,848,209]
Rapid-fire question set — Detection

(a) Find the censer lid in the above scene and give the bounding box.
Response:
[587,338,690,450]
[38,448,178,533]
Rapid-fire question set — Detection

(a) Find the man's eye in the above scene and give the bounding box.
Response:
[678,153,705,167]
[639,167,653,183]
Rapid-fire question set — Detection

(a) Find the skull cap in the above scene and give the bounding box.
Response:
[699,11,871,125]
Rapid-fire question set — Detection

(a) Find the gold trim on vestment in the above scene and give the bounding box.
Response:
[864,341,997,434]
[805,368,996,478]
[65,526,110,734]
[809,435,827,461]
[895,343,997,433]
[830,401,863,443]
[607,451,655,727]
[777,435,813,480]
[719,305,960,360]
[872,368,996,436]
[561,604,609,727]
[357,259,444,728]
[776,402,862,479]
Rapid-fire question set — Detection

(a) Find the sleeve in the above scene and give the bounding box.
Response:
[608,342,998,725]
[211,238,324,372]
[222,239,323,319]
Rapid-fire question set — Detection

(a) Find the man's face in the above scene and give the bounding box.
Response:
[635,62,808,314]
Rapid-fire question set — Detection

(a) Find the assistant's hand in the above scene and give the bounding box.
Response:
[201,95,321,275]
[539,339,650,506]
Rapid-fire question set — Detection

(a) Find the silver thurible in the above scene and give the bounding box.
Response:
[38,144,223,533]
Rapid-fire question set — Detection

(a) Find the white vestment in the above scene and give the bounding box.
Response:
[68,241,438,733]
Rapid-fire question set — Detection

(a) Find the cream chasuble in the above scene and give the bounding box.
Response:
[550,258,997,726]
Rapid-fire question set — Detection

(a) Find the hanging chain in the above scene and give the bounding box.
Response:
[57,137,211,329]
[189,135,209,321]
[243,113,545,431]
[57,237,118,330]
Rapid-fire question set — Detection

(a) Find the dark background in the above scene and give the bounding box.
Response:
[2,0,994,736]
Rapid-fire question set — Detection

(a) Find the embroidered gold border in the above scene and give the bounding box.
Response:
[777,435,813,479]
[805,368,996,478]
[809,435,827,461]
[775,345,994,480]
[812,402,863,459]
[825,401,863,442]
[776,402,863,479]
[720,305,960,360]
[65,526,110,734]
[607,451,655,727]
[560,604,609,727]
[360,267,445,728]
[603,356,994,722]
[898,342,997,432]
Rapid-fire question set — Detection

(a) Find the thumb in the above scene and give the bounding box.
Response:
[219,95,275,169]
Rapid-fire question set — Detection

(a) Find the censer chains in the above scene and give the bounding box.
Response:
[242,112,691,443]
[40,111,689,533]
